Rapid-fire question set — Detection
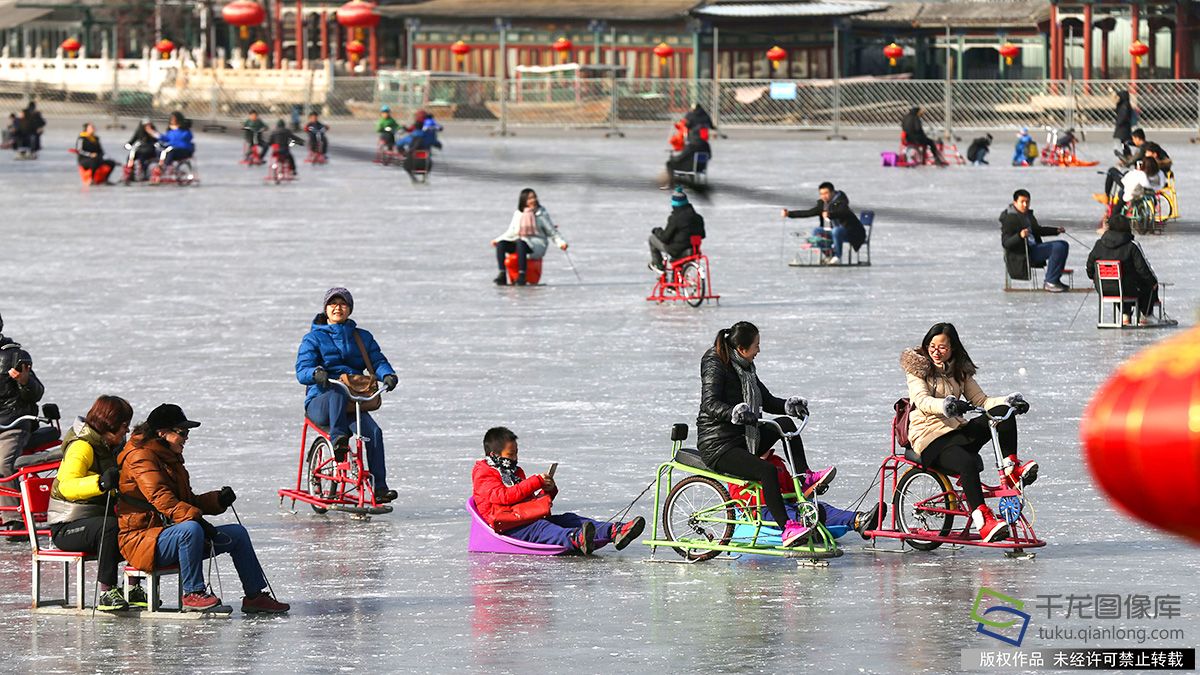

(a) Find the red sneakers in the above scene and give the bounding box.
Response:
[972,505,1010,543]
[612,516,646,551]
[569,521,596,555]
[1004,455,1039,488]
[182,591,222,612]
[242,592,291,614]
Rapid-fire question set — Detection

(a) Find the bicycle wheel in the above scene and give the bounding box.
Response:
[662,475,734,561]
[892,467,956,551]
[681,261,706,308]
[304,437,335,514]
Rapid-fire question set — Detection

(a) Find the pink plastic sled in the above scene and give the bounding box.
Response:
[466,498,568,555]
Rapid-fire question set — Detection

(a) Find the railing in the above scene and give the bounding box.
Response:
[2,74,1196,134]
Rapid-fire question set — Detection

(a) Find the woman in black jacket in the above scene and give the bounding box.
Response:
[75,122,117,184]
[696,322,836,547]
[1086,215,1166,325]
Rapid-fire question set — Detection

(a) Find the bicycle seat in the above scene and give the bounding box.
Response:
[673,447,708,471]
[16,447,63,469]
[22,426,60,452]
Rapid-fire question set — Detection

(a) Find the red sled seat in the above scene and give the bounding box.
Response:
[505,254,542,285]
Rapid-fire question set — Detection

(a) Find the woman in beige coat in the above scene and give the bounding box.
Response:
[900,322,1040,543]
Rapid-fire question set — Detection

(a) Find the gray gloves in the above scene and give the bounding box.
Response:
[1005,392,1029,414]
[784,396,808,418]
[730,403,757,425]
[942,396,971,418]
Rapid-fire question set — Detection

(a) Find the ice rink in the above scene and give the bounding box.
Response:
[1,119,1197,672]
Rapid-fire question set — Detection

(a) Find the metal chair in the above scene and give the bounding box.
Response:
[1004,244,1073,291]
[671,152,708,185]
[846,210,873,266]
[21,477,93,609]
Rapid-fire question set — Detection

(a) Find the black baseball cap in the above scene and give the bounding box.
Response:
[146,403,201,431]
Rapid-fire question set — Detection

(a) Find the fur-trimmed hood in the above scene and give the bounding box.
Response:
[900,347,976,380]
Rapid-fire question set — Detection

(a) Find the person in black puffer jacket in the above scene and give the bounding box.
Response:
[0,314,45,529]
[696,322,836,548]
[1112,90,1133,155]
[648,187,705,272]
[75,122,117,184]
[1086,215,1165,325]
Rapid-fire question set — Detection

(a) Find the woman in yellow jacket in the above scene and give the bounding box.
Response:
[47,395,138,611]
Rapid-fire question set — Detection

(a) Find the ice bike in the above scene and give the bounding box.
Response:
[0,403,62,538]
[864,402,1046,558]
[643,412,842,563]
[278,379,392,518]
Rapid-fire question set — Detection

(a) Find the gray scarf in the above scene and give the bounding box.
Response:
[729,350,762,455]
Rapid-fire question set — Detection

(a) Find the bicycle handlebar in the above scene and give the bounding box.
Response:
[754,411,809,438]
[959,403,1018,423]
[325,377,385,402]
[0,414,42,431]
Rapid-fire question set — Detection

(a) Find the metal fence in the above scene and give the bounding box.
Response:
[3,74,1197,135]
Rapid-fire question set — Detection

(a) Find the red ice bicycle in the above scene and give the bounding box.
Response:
[646,235,720,308]
[278,379,391,518]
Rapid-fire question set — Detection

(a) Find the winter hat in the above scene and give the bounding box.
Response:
[323,287,354,311]
[146,403,201,432]
[670,186,689,208]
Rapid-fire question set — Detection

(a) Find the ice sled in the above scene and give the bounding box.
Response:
[466,498,568,556]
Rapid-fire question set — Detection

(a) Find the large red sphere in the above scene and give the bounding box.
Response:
[553,37,572,53]
[346,40,366,56]
[450,40,470,56]
[766,45,787,63]
[60,37,81,53]
[221,0,265,27]
[1129,40,1150,58]
[999,42,1020,59]
[1081,326,1200,544]
[155,39,175,54]
[653,42,674,60]
[249,39,269,56]
[336,1,379,29]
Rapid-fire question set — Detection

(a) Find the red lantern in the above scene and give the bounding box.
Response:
[451,39,470,67]
[60,37,81,58]
[1081,326,1200,545]
[766,45,787,71]
[249,39,269,57]
[155,39,175,59]
[336,1,379,28]
[883,42,903,67]
[553,37,572,62]
[1129,40,1150,66]
[653,42,674,66]
[346,39,365,62]
[222,1,265,40]
[999,42,1020,66]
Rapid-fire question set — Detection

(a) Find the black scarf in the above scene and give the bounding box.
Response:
[486,454,520,487]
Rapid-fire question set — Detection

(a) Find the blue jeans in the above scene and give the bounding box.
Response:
[784,502,857,528]
[810,226,848,260]
[154,521,266,596]
[306,388,389,492]
[503,513,616,550]
[1028,240,1069,285]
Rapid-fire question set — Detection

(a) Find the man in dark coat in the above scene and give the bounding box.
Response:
[782,182,866,264]
[901,106,947,166]
[0,314,45,528]
[664,127,711,187]
[1086,215,1166,324]
[1000,189,1070,292]
[1112,90,1133,155]
[648,187,705,272]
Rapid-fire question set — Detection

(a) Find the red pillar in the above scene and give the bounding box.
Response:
[1130,2,1139,80]
[1083,3,1093,80]
[368,26,377,73]
[1049,4,1060,79]
[273,0,283,68]
[295,0,304,69]
[1101,28,1110,78]
[1178,0,1190,78]
[320,11,328,61]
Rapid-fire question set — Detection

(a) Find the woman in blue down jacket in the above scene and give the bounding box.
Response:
[295,287,399,502]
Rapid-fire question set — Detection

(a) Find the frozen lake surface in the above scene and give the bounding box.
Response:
[1,121,1197,673]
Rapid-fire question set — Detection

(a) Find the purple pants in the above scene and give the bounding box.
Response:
[503,513,616,550]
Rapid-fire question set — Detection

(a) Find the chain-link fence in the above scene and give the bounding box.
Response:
[3,70,1197,135]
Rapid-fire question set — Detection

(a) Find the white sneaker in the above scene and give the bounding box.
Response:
[1139,315,1160,326]
[827,257,841,265]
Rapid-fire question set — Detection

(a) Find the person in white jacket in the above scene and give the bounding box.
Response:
[491,188,568,286]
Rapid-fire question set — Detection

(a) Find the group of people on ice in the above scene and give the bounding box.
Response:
[65,111,194,185]
[3,101,45,159]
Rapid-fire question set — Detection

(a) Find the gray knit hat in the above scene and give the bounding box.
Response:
[323,287,353,311]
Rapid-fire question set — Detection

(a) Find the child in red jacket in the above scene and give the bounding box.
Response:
[472,427,644,554]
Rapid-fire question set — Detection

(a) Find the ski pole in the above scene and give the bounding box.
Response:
[230,504,276,600]
[563,248,583,282]
[91,490,112,619]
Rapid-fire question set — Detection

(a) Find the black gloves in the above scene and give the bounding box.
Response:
[218,486,237,507]
[383,374,398,392]
[313,367,329,386]
[1005,393,1030,414]
[196,517,220,541]
[98,466,120,492]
